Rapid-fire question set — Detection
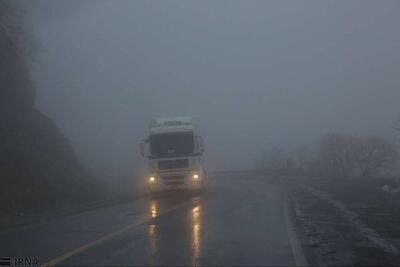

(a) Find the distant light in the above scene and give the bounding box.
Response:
[149,176,156,183]
[193,174,199,180]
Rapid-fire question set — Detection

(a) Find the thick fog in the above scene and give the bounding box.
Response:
[24,1,400,176]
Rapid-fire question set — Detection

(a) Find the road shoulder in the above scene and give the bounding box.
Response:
[283,192,311,267]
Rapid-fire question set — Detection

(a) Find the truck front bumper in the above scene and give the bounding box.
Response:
[147,171,206,193]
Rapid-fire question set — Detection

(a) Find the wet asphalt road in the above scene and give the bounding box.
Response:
[0,175,296,266]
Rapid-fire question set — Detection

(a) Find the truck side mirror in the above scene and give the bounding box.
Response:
[140,139,148,157]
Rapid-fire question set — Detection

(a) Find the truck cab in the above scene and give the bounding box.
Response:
[140,117,207,194]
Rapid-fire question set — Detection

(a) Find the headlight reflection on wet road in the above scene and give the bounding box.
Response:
[150,200,158,218]
[148,200,158,263]
[191,205,201,266]
[146,196,204,265]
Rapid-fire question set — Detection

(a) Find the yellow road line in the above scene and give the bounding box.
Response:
[43,202,189,266]
[43,219,144,266]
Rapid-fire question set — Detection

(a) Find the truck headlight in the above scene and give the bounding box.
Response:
[149,176,156,183]
[192,174,200,180]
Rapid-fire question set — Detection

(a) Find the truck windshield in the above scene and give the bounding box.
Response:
[150,132,194,157]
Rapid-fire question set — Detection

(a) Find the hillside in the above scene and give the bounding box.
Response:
[0,6,100,218]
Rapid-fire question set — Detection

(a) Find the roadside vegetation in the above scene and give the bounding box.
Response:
[257,121,400,266]
[257,123,400,189]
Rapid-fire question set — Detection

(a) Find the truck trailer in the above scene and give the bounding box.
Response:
[140,117,207,195]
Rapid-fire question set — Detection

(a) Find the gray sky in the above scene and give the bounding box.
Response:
[24,0,400,175]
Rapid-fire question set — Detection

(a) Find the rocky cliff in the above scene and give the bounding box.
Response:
[0,11,98,215]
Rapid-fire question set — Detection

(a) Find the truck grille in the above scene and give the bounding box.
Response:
[161,175,185,186]
[158,159,189,170]
[162,175,185,180]
[164,181,184,186]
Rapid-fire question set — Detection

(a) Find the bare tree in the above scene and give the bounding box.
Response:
[316,133,398,178]
[293,144,313,171]
[0,1,33,56]
[255,146,288,170]
[316,133,357,178]
[353,136,398,177]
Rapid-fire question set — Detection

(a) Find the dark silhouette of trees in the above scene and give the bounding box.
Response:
[316,133,397,178]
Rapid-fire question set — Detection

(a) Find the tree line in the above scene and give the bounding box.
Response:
[257,124,400,179]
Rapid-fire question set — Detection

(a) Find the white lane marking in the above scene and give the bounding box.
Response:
[283,193,309,267]
[303,185,398,254]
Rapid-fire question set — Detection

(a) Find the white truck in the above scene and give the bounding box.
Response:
[140,117,207,195]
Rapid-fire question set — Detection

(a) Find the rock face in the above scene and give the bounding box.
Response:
[0,26,95,214]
